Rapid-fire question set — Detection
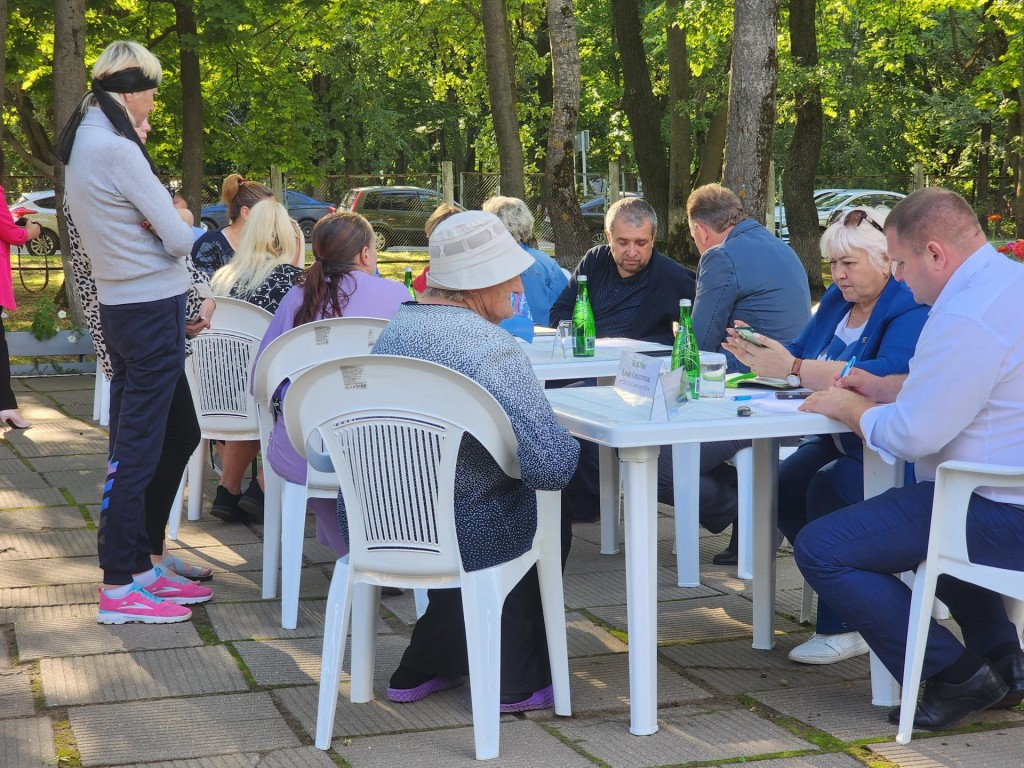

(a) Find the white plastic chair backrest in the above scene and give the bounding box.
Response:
[252,317,390,474]
[282,355,521,578]
[185,297,272,439]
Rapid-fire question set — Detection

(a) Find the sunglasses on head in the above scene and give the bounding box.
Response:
[827,207,884,234]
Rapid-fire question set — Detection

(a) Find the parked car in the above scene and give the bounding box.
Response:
[540,191,643,246]
[775,188,905,239]
[773,188,842,238]
[8,190,60,256]
[200,190,335,241]
[338,186,458,251]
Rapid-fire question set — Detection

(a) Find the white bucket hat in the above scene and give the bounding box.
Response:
[426,210,535,291]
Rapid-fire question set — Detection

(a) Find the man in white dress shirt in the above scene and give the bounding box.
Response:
[797,187,1024,732]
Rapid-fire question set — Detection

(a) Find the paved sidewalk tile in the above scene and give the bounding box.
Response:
[563,653,712,716]
[114,746,340,768]
[551,704,816,768]
[0,668,36,717]
[277,681,477,740]
[566,612,628,657]
[590,593,802,644]
[0,716,56,768]
[0,486,69,508]
[16,612,203,660]
[41,646,247,705]
[0,582,102,608]
[235,633,408,687]
[0,528,96,560]
[0,553,97,588]
[0,505,89,531]
[70,692,300,766]
[872,731,1024,768]
[335,719,595,766]
[563,566,720,610]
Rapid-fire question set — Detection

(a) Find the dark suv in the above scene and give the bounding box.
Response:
[200,190,335,242]
[339,186,458,251]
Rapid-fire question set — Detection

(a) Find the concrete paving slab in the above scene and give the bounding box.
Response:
[0,472,52,491]
[112,746,339,768]
[702,756,868,768]
[8,434,110,459]
[0,668,36,717]
[872,730,1024,768]
[0,486,72,508]
[561,653,712,716]
[659,633,872,695]
[0,716,56,768]
[590,593,803,644]
[335,719,595,766]
[0,581,98,609]
[0,456,36,475]
[566,611,628,657]
[0,554,99,588]
[565,566,722,610]
[564,539,629,575]
[16,611,203,660]
[170,522,264,548]
[208,598,393,640]
[41,645,247,705]
[26,453,106,472]
[0,505,89,531]
[39,469,106,496]
[276,678,478,740]
[176,541,267,572]
[0,528,96,560]
[70,692,300,766]
[551,704,816,767]
[235,634,408,687]
[752,678,945,742]
[22,375,95,392]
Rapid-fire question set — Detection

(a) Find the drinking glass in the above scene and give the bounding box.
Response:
[555,320,572,359]
[698,351,727,398]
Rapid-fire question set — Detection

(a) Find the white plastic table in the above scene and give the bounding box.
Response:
[545,387,902,736]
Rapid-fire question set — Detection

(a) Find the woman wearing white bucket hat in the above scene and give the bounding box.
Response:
[336,210,580,711]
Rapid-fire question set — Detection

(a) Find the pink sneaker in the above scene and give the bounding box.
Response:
[141,567,213,605]
[97,584,192,624]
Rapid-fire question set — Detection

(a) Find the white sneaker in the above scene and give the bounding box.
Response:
[788,632,869,665]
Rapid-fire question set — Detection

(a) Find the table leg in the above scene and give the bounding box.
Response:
[863,449,902,706]
[671,443,700,587]
[599,445,621,554]
[751,438,780,650]
[618,444,661,736]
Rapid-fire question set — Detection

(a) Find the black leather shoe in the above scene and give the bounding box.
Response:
[887,663,1009,730]
[991,648,1024,709]
[712,526,738,565]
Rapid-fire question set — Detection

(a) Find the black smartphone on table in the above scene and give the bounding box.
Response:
[775,389,813,399]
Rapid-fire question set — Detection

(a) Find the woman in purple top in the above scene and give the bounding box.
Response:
[255,211,410,553]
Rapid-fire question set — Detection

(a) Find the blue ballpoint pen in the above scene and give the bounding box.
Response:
[839,356,858,379]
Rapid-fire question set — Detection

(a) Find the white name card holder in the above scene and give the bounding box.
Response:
[659,365,690,421]
[613,351,663,420]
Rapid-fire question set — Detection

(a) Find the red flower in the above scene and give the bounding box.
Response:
[988,214,1003,222]
[1014,241,1024,259]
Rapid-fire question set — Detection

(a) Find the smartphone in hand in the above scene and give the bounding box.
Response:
[14,217,28,226]
[735,326,767,347]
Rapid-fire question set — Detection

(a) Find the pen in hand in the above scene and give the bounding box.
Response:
[839,356,857,379]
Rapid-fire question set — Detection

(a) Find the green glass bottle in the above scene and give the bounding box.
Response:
[403,266,415,299]
[572,275,596,357]
[671,298,700,399]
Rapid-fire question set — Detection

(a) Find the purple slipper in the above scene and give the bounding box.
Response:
[499,684,554,713]
[387,675,463,703]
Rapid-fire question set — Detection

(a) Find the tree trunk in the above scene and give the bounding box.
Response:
[610,0,668,241]
[544,0,590,267]
[694,100,728,189]
[52,0,88,326]
[665,0,691,262]
[174,0,203,223]
[781,0,824,297]
[722,0,779,222]
[0,0,6,179]
[481,0,526,200]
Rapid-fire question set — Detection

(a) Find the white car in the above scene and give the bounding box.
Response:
[813,189,906,229]
[773,188,844,239]
[9,190,60,256]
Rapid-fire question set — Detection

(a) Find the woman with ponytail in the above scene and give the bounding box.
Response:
[59,40,213,624]
[253,211,409,555]
[191,174,274,278]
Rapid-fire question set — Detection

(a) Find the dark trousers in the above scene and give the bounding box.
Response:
[0,316,17,411]
[144,371,201,553]
[98,294,187,585]
[778,437,865,634]
[795,481,1024,681]
[398,500,573,695]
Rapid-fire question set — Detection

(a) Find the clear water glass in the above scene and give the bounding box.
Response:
[699,351,727,398]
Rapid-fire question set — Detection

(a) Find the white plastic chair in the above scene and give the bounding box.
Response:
[170,298,273,535]
[896,460,1024,745]
[251,316,389,629]
[284,355,570,760]
[92,373,110,426]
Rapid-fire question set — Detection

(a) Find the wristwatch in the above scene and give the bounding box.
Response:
[786,358,803,387]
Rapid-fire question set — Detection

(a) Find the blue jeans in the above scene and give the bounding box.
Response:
[795,481,1024,681]
[98,294,187,585]
[779,437,865,634]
